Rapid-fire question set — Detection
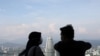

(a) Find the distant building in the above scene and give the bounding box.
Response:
[45,37,55,56]
[85,54,91,56]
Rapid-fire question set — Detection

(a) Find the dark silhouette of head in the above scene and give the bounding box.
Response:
[28,31,42,45]
[20,31,42,56]
[60,24,74,41]
[54,24,91,56]
[29,31,41,39]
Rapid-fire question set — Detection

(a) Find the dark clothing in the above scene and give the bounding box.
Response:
[28,46,44,56]
[25,40,39,56]
[54,40,91,56]
[19,31,42,56]
[19,40,39,56]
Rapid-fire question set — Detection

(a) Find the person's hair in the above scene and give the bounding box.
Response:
[29,31,41,40]
[60,24,74,39]
[24,31,42,56]
[28,31,42,45]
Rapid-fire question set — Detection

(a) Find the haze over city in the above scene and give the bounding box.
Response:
[0,0,100,44]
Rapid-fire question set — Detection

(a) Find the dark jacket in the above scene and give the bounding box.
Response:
[54,40,91,56]
[28,46,44,56]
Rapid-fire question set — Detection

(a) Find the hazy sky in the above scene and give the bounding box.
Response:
[0,0,100,41]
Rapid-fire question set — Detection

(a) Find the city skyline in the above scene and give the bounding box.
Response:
[0,0,100,41]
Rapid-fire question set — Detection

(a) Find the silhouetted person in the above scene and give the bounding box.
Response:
[19,31,44,56]
[54,24,92,56]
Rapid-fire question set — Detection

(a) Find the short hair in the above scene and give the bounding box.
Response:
[60,24,74,39]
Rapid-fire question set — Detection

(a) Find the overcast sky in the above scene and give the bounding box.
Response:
[0,0,100,41]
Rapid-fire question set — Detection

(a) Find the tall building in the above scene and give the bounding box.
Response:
[45,37,55,56]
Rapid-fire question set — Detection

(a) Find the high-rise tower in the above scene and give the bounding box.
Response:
[45,37,54,56]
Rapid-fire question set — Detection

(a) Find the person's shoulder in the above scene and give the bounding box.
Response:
[76,40,90,44]
[55,41,62,45]
[28,46,44,56]
[29,46,36,50]
[75,40,92,49]
[28,46,40,53]
[54,41,62,49]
